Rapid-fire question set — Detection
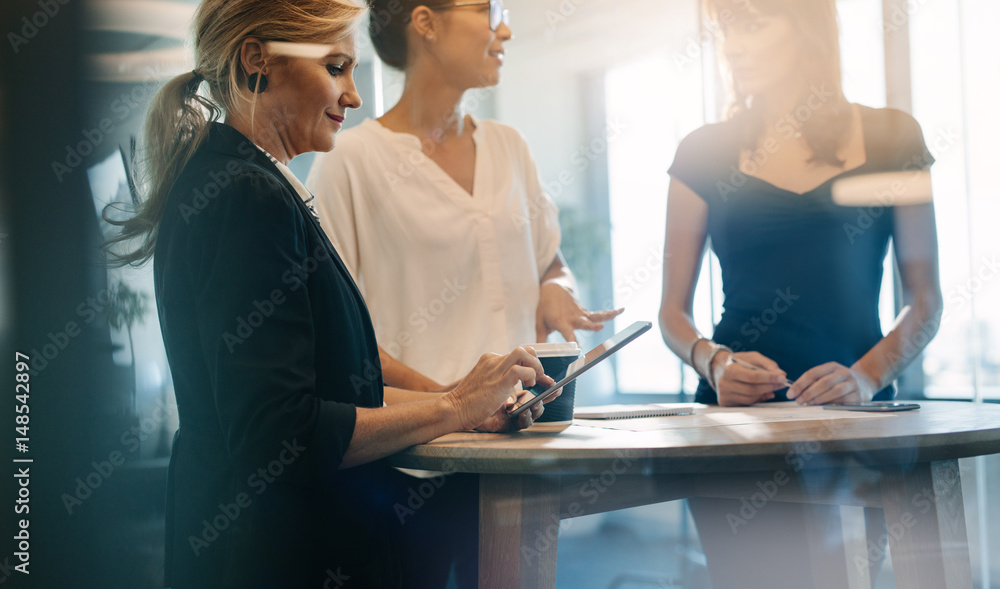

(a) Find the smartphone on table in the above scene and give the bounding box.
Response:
[822,401,920,412]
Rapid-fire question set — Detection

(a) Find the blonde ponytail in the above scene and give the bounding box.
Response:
[103,71,218,267]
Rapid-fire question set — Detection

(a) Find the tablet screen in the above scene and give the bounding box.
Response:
[508,321,652,418]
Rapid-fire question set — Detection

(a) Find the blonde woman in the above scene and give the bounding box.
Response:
[104,0,550,586]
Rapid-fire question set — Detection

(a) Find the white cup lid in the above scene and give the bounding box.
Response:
[525,342,582,358]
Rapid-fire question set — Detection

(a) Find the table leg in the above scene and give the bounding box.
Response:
[479,474,561,589]
[802,503,852,589]
[880,459,972,589]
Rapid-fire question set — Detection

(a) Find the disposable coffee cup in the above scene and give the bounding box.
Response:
[525,342,584,430]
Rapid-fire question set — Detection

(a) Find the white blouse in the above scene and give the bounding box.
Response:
[307,116,561,385]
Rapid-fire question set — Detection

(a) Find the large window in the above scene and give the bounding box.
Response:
[602,0,998,400]
[909,0,1000,400]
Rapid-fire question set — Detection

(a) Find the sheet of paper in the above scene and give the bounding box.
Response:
[573,402,893,432]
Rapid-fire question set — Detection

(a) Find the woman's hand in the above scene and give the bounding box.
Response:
[712,351,788,407]
[443,347,555,431]
[474,389,546,432]
[787,362,878,405]
[535,281,624,342]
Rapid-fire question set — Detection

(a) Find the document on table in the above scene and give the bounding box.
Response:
[573,401,894,432]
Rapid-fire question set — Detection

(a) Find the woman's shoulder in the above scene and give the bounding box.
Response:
[669,119,741,183]
[858,104,929,144]
[857,104,934,169]
[676,118,742,153]
[473,118,530,149]
[167,142,297,229]
[858,104,921,125]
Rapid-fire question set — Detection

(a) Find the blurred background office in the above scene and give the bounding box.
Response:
[1,0,997,587]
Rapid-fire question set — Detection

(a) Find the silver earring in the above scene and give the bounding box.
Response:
[426,34,436,41]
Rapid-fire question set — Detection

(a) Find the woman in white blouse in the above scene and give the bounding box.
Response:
[308,0,621,392]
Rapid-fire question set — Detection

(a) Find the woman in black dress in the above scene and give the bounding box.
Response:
[104,1,550,587]
[658,0,942,586]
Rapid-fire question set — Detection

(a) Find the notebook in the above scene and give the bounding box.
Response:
[574,403,699,420]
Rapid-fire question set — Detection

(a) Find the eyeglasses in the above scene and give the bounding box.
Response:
[433,0,510,32]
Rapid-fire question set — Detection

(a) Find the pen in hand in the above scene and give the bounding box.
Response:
[727,356,794,388]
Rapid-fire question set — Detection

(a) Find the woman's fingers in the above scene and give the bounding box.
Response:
[556,325,580,343]
[569,308,624,334]
[505,365,539,390]
[727,363,786,385]
[587,308,625,322]
[788,362,839,399]
[514,408,534,430]
[718,388,773,406]
[505,347,545,377]
[569,317,603,332]
[795,370,849,404]
[805,382,859,406]
[541,385,562,403]
[739,351,782,372]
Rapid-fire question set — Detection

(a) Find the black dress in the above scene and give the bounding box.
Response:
[155,122,404,588]
[668,106,934,404]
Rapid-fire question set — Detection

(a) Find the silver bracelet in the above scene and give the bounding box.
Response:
[705,344,733,392]
[688,337,711,376]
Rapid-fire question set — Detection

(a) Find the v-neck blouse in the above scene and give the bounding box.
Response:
[307,117,561,384]
[668,106,935,404]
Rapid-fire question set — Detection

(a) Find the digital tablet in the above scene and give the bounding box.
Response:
[508,321,652,418]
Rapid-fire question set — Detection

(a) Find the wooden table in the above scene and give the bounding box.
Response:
[389,401,1000,589]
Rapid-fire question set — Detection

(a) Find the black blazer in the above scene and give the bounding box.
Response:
[155,123,401,588]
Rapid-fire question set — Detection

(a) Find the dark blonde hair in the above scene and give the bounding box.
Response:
[104,0,367,267]
[705,0,852,167]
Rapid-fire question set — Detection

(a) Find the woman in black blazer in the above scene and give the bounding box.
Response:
[104,1,551,587]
